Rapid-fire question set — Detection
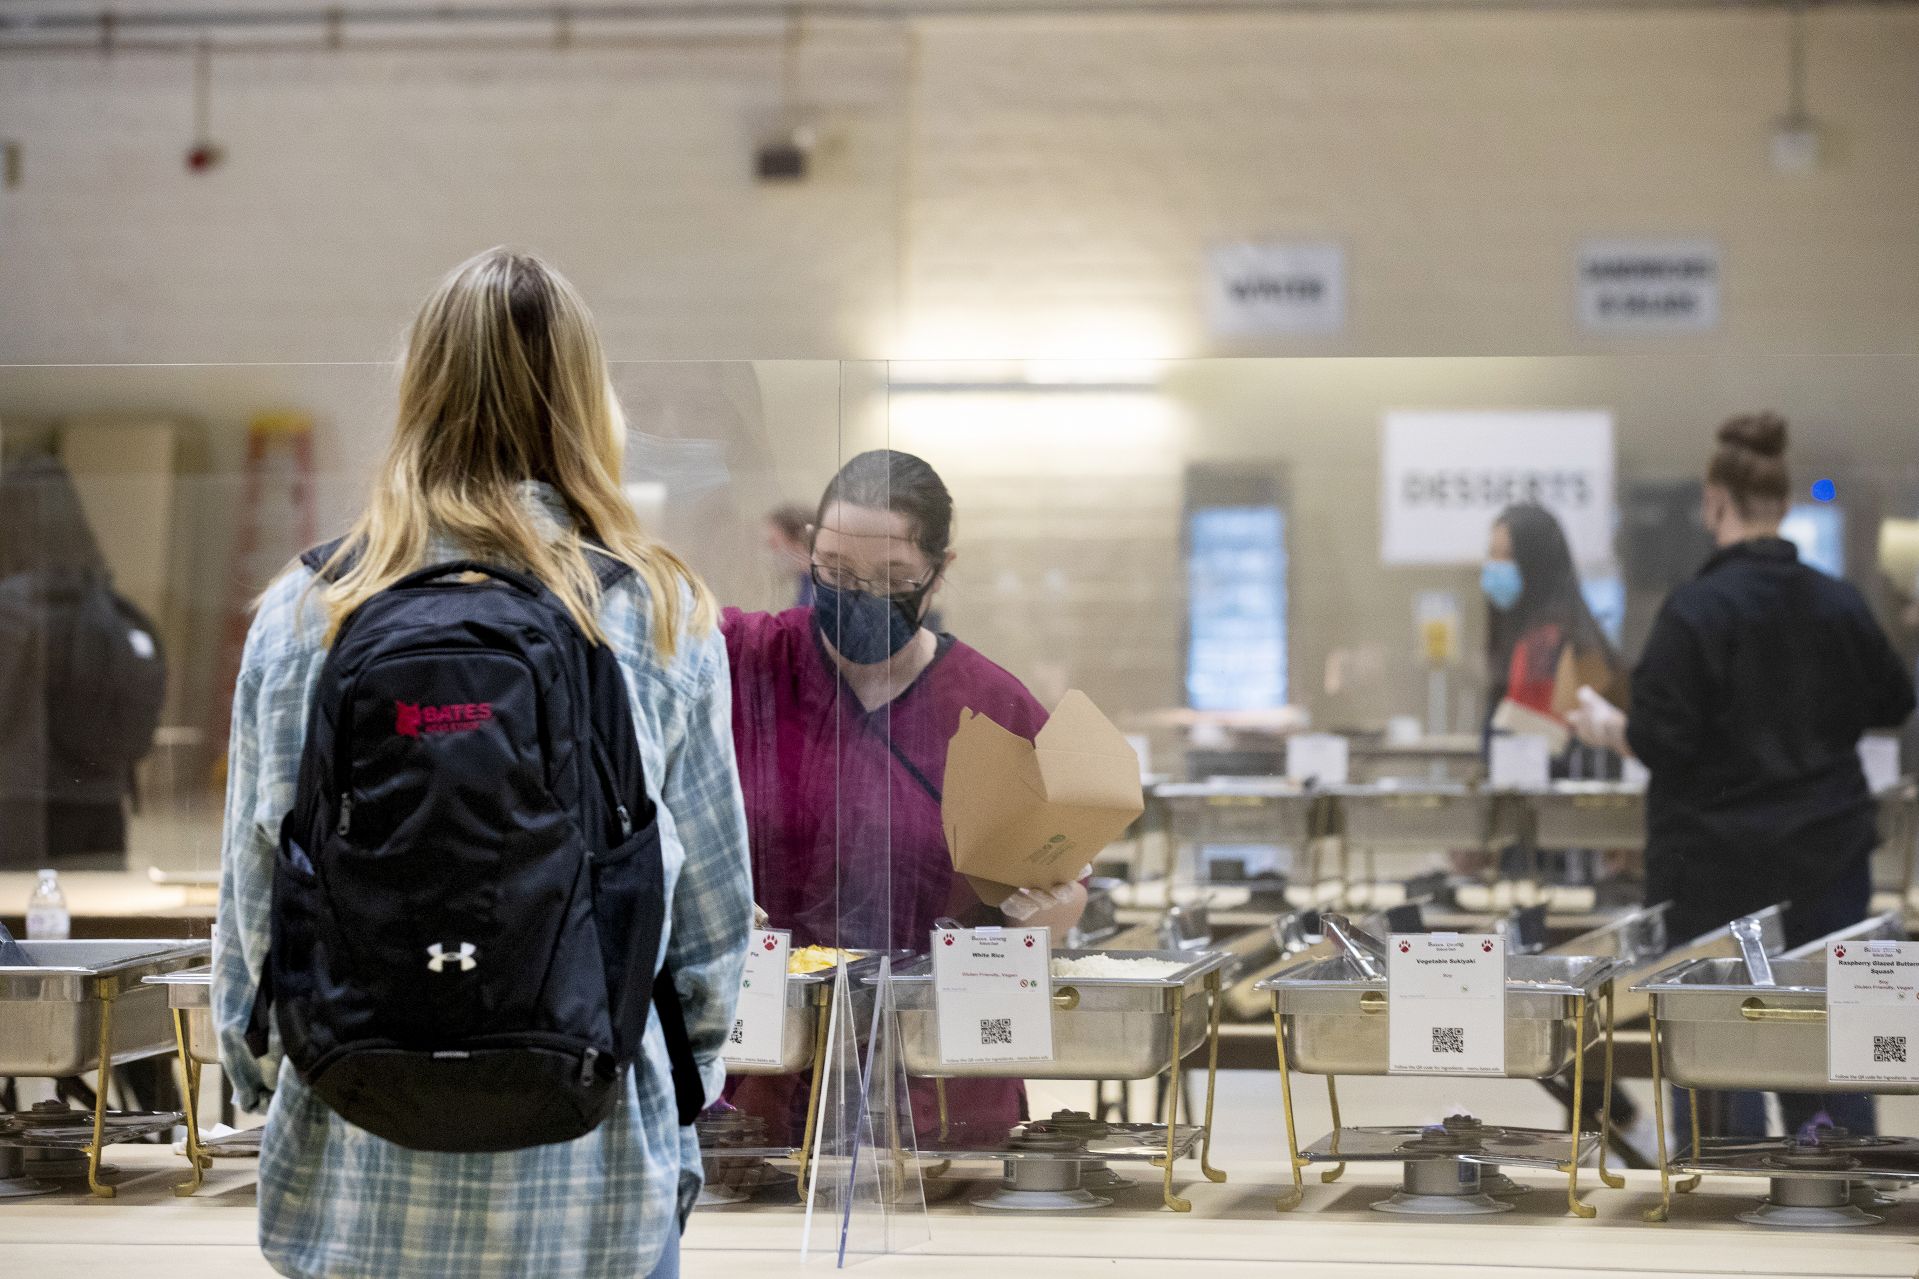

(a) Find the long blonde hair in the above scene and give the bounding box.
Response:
[315,247,714,656]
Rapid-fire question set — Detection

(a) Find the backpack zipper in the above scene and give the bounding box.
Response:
[579,1047,600,1086]
[616,805,633,840]
[336,795,354,838]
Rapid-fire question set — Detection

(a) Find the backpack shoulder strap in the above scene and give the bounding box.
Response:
[301,537,354,581]
[652,967,706,1126]
[585,544,635,592]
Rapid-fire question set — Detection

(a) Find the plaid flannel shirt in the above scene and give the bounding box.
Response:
[213,485,752,1278]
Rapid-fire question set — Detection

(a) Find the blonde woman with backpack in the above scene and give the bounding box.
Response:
[213,248,752,1279]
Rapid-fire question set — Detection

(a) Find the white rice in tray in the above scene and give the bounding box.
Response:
[1050,954,1189,980]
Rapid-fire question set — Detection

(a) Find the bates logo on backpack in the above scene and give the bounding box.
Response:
[396,700,494,737]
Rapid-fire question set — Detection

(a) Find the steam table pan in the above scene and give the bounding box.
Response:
[0,940,210,1077]
[884,948,1231,1080]
[1259,952,1615,1079]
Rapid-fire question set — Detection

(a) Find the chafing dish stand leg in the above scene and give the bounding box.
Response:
[1152,989,1192,1212]
[1560,993,1595,1218]
[1643,1008,1671,1223]
[1597,982,1624,1191]
[1320,1078,1347,1184]
[1273,1012,1306,1211]
[1197,969,1226,1184]
[1676,1091,1703,1194]
[794,993,834,1189]
[86,993,116,1198]
[171,1007,208,1197]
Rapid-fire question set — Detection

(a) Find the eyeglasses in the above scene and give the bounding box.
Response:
[809,562,937,601]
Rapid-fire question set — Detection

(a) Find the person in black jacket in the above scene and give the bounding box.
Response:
[1574,413,1915,1137]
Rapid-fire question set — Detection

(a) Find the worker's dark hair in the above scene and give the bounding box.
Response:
[766,502,811,543]
[1487,502,1616,676]
[1707,412,1791,517]
[816,449,954,563]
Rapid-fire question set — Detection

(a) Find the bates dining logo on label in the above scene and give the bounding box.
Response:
[396,701,494,738]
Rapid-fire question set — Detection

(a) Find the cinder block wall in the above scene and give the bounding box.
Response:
[2,7,1915,363]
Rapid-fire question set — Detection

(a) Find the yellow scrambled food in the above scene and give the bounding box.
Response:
[787,946,859,975]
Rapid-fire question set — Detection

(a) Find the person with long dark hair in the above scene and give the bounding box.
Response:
[1481,502,1624,743]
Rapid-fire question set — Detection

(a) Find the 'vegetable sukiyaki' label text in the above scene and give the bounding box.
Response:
[1388,933,1506,1077]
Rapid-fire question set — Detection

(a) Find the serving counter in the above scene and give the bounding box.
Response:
[9,1145,1919,1279]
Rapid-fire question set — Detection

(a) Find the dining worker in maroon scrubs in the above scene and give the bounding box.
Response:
[721,449,1086,1143]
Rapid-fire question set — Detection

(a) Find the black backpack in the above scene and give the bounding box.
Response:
[247,544,704,1152]
[45,576,167,779]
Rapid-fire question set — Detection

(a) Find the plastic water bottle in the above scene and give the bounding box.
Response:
[25,869,70,941]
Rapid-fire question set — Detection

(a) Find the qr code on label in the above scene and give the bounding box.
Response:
[979,1018,1013,1046]
[728,1018,745,1047]
[1874,1035,1907,1064]
[1432,1026,1466,1055]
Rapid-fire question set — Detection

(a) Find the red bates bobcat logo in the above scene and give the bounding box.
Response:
[395,701,493,738]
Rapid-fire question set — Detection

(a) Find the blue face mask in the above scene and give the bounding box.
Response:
[812,580,930,665]
[1481,560,1523,612]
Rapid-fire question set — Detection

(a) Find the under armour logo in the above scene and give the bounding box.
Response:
[427,942,478,973]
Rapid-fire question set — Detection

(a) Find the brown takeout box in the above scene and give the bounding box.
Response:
[941,689,1145,906]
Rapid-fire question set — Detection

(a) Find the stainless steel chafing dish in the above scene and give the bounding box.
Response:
[1,939,210,1199]
[1259,948,1614,1079]
[1548,901,1671,1024]
[1260,915,1618,1218]
[722,955,871,1079]
[0,939,209,1077]
[144,965,216,1066]
[1600,902,1786,1026]
[1148,779,1319,849]
[1330,782,1491,853]
[1526,781,1646,852]
[885,948,1231,1080]
[1640,939,1919,1097]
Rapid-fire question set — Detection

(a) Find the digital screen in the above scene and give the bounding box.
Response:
[1781,503,1846,578]
[1581,574,1626,646]
[1186,505,1288,710]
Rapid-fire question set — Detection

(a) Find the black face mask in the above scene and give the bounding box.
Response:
[812,577,935,666]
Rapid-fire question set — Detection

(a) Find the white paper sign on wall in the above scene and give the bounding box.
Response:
[1206,242,1346,337]
[1577,239,1721,334]
[1380,409,1616,567]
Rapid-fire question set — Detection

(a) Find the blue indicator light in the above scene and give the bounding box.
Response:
[1811,478,1837,503]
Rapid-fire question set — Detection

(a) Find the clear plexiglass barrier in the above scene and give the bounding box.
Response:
[3,356,1918,1256]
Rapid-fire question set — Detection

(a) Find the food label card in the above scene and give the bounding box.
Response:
[1489,734,1553,790]
[722,929,790,1069]
[1388,933,1506,1076]
[1828,939,1919,1085]
[1286,734,1350,786]
[932,926,1055,1066]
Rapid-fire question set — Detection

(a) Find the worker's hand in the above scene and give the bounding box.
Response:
[1568,685,1631,757]
[999,882,1077,922]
